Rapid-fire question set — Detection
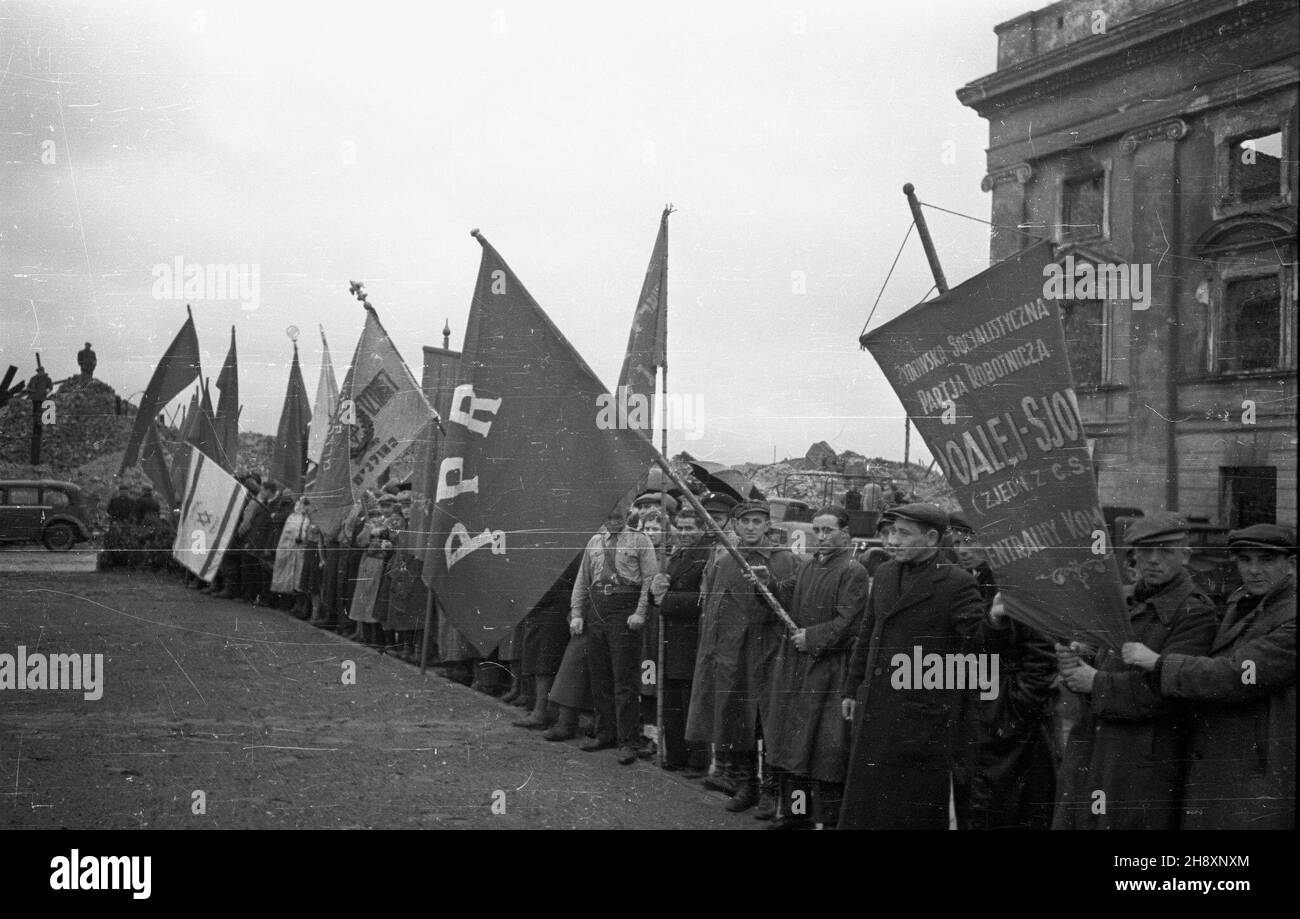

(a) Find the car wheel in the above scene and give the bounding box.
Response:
[44,522,76,551]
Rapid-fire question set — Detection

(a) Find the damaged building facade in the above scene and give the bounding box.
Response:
[959,0,1298,527]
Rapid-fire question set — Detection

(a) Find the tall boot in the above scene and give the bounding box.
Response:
[704,751,738,796]
[500,671,524,705]
[542,702,578,741]
[513,675,554,728]
[725,751,759,812]
[513,675,536,709]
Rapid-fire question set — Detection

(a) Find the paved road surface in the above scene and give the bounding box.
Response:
[0,570,753,830]
[0,545,98,574]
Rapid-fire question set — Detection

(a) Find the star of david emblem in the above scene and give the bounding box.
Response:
[196,510,213,527]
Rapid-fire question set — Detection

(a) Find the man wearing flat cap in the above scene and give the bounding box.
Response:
[1053,511,1217,830]
[687,498,798,813]
[838,503,1011,829]
[1122,523,1295,829]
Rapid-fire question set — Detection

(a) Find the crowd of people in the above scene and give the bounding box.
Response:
[161,470,1294,831]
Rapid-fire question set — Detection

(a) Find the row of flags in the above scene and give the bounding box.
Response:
[130,214,672,656]
[134,207,1127,664]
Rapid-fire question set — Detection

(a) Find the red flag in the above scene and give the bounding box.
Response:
[214,326,240,473]
[141,419,178,509]
[270,342,312,494]
[185,380,226,471]
[170,388,201,501]
[861,241,1131,650]
[120,311,201,472]
[615,208,670,431]
[421,231,657,655]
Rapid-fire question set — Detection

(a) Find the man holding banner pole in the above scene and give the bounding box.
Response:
[1052,513,1217,830]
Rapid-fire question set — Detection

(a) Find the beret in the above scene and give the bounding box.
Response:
[1124,512,1189,547]
[1228,523,1295,554]
[889,503,949,533]
[732,499,771,519]
[699,491,738,513]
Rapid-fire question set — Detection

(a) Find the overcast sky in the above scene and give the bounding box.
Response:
[2,0,1034,468]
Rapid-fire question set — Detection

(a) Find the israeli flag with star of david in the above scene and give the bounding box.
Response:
[171,449,251,580]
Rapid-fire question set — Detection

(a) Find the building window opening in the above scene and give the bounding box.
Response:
[1230,130,1283,204]
[1218,274,1282,373]
[1062,172,1105,241]
[1220,466,1277,528]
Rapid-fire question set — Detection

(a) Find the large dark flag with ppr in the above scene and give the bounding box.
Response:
[862,242,1131,650]
[420,231,657,655]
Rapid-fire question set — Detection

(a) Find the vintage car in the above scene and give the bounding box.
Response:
[0,480,94,551]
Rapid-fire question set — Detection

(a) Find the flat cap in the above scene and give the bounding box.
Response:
[732,498,771,519]
[876,508,898,533]
[699,491,738,514]
[633,490,678,517]
[889,503,948,533]
[1124,512,1189,547]
[947,512,973,532]
[1228,523,1295,555]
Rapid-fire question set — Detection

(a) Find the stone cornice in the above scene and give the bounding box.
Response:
[1119,118,1189,154]
[956,0,1295,117]
[980,162,1033,191]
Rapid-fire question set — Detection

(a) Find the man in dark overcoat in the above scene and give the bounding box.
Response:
[687,499,798,812]
[1053,512,1217,830]
[764,505,868,829]
[1123,523,1295,829]
[838,503,1008,830]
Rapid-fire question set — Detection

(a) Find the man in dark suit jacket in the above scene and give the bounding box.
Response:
[839,503,1008,830]
[1123,523,1295,830]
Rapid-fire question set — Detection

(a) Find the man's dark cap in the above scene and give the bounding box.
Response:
[1228,523,1296,555]
[875,508,898,533]
[732,499,771,520]
[889,503,948,533]
[1125,512,1189,547]
[699,491,738,514]
[634,490,678,516]
[948,512,973,533]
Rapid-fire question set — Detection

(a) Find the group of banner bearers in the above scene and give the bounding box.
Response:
[130,215,1292,829]
[168,453,1295,830]
[481,486,1292,830]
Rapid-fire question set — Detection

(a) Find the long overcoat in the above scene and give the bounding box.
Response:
[686,542,798,750]
[1053,568,1217,830]
[764,548,868,783]
[838,553,1001,830]
[1160,575,1295,830]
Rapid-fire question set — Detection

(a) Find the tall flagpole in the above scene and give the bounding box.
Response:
[902,184,946,490]
[655,204,673,768]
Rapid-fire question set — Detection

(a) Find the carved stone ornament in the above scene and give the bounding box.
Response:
[981,162,1034,192]
[1119,118,1188,154]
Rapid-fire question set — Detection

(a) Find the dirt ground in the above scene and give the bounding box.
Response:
[0,570,753,830]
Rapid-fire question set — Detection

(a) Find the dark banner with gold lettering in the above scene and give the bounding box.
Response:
[862,242,1131,649]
